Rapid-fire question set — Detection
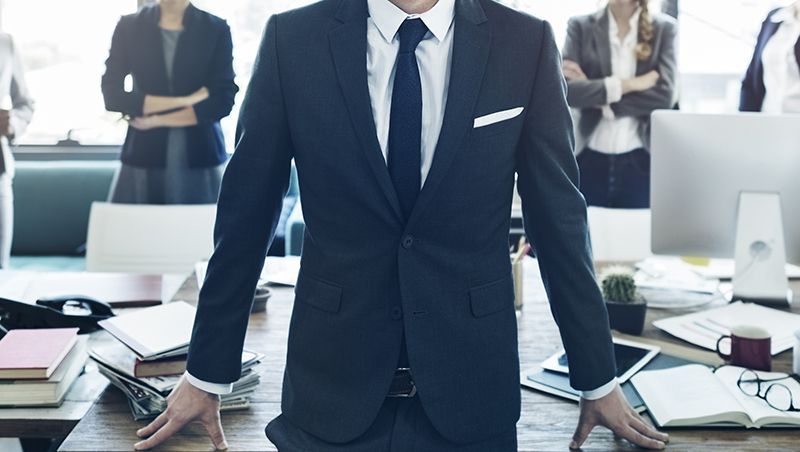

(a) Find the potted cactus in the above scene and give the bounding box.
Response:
[600,266,647,335]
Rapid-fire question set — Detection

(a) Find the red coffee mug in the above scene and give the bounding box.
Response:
[715,325,772,371]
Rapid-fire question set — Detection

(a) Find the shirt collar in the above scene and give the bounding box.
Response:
[367,0,456,44]
[771,6,799,24]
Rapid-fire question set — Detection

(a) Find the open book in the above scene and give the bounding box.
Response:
[632,365,800,428]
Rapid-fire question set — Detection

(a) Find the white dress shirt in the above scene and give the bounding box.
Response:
[587,8,645,154]
[188,0,616,401]
[761,6,800,114]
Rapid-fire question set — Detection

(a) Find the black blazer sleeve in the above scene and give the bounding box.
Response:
[186,15,294,383]
[193,21,237,124]
[101,16,145,118]
[739,12,778,112]
[516,21,616,391]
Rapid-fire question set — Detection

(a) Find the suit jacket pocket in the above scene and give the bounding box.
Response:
[469,275,514,318]
[295,273,343,313]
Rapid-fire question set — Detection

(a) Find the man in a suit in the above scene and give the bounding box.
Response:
[134,0,669,450]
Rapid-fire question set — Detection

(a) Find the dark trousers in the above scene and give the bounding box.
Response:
[266,396,517,452]
[576,147,651,208]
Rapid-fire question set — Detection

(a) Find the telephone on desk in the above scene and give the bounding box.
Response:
[0,295,115,337]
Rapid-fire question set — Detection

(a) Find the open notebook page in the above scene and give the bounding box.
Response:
[714,366,800,427]
[631,365,749,427]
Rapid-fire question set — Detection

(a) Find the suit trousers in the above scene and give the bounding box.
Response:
[265,396,517,452]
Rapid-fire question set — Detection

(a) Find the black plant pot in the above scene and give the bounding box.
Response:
[605,300,647,335]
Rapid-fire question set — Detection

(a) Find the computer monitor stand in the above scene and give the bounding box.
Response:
[731,192,792,307]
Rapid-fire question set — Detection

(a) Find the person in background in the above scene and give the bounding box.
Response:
[101,0,238,204]
[562,0,677,208]
[740,1,800,113]
[0,32,34,268]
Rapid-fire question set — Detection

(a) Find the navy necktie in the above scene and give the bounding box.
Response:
[388,18,429,221]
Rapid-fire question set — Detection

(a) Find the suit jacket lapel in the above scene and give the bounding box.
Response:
[406,0,491,230]
[140,6,170,95]
[329,0,403,222]
[592,9,612,77]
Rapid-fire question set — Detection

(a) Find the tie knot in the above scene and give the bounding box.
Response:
[397,18,429,53]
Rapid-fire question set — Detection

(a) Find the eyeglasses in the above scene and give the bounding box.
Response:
[737,369,800,412]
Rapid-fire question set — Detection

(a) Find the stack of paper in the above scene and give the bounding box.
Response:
[635,257,723,309]
[95,301,263,419]
[653,302,800,354]
[91,341,263,420]
[195,256,301,288]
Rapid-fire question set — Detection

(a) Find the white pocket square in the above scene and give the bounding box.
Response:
[473,107,524,129]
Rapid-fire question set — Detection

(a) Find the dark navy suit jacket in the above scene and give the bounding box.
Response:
[187,0,615,444]
[101,4,238,168]
[740,8,800,112]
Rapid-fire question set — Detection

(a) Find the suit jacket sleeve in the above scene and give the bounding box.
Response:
[516,20,616,391]
[562,17,609,109]
[739,14,773,112]
[610,19,678,118]
[186,14,294,384]
[101,17,145,118]
[193,21,239,124]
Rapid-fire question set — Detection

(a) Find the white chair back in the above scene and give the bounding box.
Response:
[86,202,217,274]
[587,207,652,262]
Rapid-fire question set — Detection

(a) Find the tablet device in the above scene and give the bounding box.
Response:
[540,338,660,383]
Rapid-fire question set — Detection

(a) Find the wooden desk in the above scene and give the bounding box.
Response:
[59,261,800,451]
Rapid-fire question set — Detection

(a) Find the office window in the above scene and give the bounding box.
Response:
[1,0,138,145]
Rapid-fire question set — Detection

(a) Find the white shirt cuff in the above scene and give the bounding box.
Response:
[604,76,623,104]
[184,371,234,395]
[581,377,618,400]
[601,105,616,120]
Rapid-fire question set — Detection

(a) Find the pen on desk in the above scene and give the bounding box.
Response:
[513,243,530,264]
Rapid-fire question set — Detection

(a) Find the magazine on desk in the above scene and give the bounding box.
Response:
[632,365,800,428]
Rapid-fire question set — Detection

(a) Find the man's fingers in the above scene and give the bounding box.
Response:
[136,412,168,438]
[134,419,184,451]
[630,415,670,443]
[569,418,595,449]
[204,415,229,450]
[617,426,666,450]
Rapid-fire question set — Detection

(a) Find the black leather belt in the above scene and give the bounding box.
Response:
[387,368,416,398]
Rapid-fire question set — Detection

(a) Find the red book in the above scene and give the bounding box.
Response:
[0,328,79,379]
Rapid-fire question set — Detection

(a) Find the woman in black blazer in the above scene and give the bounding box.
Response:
[102,0,238,204]
[740,2,800,113]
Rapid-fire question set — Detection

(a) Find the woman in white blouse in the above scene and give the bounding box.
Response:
[562,0,678,208]
[740,1,800,113]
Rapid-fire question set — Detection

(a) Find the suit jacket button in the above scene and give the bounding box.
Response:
[402,235,414,249]
[391,306,403,320]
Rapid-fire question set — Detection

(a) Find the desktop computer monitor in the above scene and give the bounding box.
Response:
[650,111,800,305]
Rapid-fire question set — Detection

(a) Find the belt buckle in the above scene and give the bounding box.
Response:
[388,367,417,398]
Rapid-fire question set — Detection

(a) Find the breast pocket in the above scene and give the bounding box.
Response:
[470,107,525,141]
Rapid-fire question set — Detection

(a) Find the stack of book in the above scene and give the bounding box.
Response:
[91,301,263,420]
[0,327,87,407]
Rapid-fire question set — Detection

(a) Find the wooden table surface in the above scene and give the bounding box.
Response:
[57,260,800,451]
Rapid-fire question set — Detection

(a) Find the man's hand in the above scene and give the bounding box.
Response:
[562,60,587,81]
[570,385,669,450]
[134,376,228,451]
[622,70,660,94]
